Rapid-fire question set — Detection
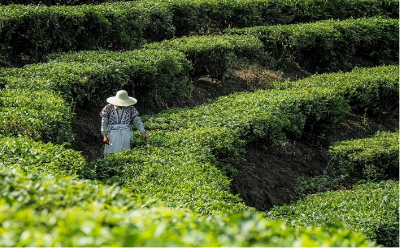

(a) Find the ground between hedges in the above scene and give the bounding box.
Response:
[71,61,399,211]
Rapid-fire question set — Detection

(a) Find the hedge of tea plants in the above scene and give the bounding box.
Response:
[0,89,73,143]
[328,131,399,183]
[143,34,265,80]
[224,17,399,72]
[0,1,175,65]
[266,180,399,247]
[0,152,376,246]
[0,49,192,113]
[0,136,89,179]
[273,65,399,114]
[0,0,397,65]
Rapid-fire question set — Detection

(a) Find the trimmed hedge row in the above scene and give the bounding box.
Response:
[273,65,399,114]
[0,1,175,65]
[224,17,399,72]
[1,49,193,109]
[0,198,375,247]
[0,0,397,66]
[1,0,126,4]
[0,89,73,143]
[0,166,149,212]
[143,34,264,79]
[266,180,399,247]
[92,65,398,215]
[328,131,399,183]
[0,136,89,179]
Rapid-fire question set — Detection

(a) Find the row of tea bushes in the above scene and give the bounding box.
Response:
[0,0,397,65]
[0,88,73,143]
[273,65,399,114]
[0,1,175,65]
[93,87,350,214]
[92,65,397,215]
[94,137,252,215]
[0,136,90,179]
[143,35,264,80]
[0,49,193,127]
[266,180,399,247]
[0,193,375,246]
[328,131,399,184]
[224,17,399,72]
[0,166,148,213]
[0,152,375,246]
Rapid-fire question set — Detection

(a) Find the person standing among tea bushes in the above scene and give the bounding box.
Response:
[100,90,147,157]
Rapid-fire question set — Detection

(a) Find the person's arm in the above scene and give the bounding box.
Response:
[101,115,110,144]
[132,115,147,140]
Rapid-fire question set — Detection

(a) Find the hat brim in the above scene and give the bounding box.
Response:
[106,96,137,106]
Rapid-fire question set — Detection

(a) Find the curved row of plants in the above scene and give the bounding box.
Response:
[224,16,398,72]
[0,0,398,245]
[0,63,397,246]
[267,179,399,247]
[0,16,397,145]
[270,131,399,247]
[0,0,397,65]
[0,166,376,246]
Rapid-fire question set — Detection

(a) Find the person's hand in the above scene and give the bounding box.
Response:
[103,135,110,144]
[141,133,148,141]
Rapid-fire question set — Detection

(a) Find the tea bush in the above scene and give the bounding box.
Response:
[0,136,90,179]
[0,89,73,143]
[328,131,399,183]
[0,0,397,65]
[0,167,148,212]
[266,180,399,247]
[0,186,376,246]
[273,65,399,114]
[1,49,193,110]
[144,34,265,79]
[224,17,399,72]
[0,1,175,65]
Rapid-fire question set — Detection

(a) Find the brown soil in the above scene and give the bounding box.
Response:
[71,60,399,211]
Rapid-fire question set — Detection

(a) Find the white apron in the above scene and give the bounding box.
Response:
[104,124,133,158]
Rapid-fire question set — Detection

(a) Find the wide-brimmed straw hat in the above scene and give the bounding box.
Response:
[106,90,137,106]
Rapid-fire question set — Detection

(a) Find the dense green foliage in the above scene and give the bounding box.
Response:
[328,131,399,183]
[0,0,397,65]
[0,136,89,178]
[144,34,264,79]
[273,65,399,114]
[1,49,193,112]
[267,180,399,247]
[0,0,398,246]
[0,89,73,143]
[225,17,399,72]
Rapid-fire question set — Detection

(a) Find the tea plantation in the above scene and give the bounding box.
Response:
[0,0,398,246]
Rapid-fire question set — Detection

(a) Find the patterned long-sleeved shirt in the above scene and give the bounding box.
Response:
[100,104,146,135]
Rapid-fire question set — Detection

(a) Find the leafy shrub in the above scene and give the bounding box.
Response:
[225,17,399,72]
[1,0,397,66]
[274,65,399,114]
[267,180,399,247]
[144,34,265,79]
[0,136,90,179]
[328,131,399,183]
[0,1,175,65]
[0,166,147,212]
[0,89,73,143]
[1,49,193,110]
